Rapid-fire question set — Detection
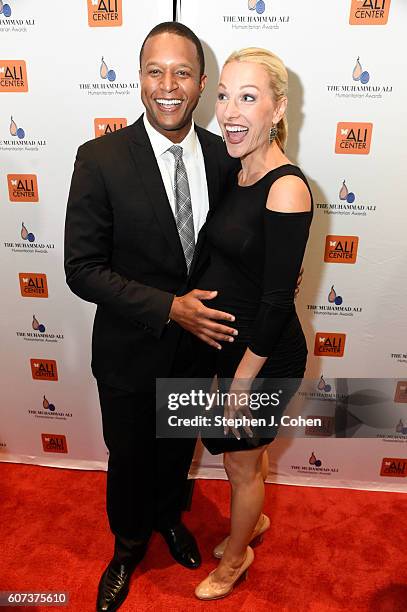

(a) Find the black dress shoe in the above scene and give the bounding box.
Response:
[159,522,201,569]
[96,559,136,612]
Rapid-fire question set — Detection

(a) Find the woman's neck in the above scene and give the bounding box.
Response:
[239,142,289,185]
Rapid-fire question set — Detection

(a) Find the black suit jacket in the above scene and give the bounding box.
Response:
[64,115,239,391]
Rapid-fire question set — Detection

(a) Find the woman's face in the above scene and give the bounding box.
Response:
[216,60,286,158]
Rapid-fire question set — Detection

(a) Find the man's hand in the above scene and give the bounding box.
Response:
[169,289,238,349]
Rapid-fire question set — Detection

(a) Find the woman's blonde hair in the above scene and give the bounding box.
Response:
[224,47,288,152]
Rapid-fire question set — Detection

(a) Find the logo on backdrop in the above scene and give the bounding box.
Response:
[0,2,35,33]
[291,452,339,475]
[94,118,127,138]
[3,222,55,254]
[28,396,72,421]
[394,382,407,404]
[88,0,122,27]
[324,235,359,264]
[305,416,335,437]
[314,333,346,358]
[0,60,28,92]
[297,377,348,403]
[41,434,68,454]
[16,314,64,344]
[78,56,138,96]
[316,179,377,217]
[380,458,406,477]
[30,359,58,381]
[335,122,373,154]
[7,174,39,202]
[222,1,290,31]
[0,115,47,152]
[326,56,392,100]
[349,0,391,26]
[390,352,407,366]
[19,273,48,298]
[306,284,363,318]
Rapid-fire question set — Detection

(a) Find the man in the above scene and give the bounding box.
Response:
[65,22,239,612]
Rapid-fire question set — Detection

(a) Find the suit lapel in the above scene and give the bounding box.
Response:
[126,117,187,273]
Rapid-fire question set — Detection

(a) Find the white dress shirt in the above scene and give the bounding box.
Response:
[143,114,210,241]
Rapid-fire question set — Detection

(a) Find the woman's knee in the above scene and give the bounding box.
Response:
[224,450,263,487]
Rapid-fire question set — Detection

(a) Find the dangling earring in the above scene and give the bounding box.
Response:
[269,123,278,144]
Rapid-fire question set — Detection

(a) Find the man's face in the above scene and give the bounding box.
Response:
[140,32,206,142]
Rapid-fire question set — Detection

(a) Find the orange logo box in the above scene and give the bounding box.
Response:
[324,235,359,264]
[305,416,335,437]
[349,0,391,25]
[0,60,28,92]
[19,273,48,298]
[94,118,127,138]
[314,333,346,357]
[394,381,407,403]
[380,457,407,478]
[88,0,122,26]
[7,174,39,202]
[335,122,373,155]
[30,359,58,381]
[41,434,68,454]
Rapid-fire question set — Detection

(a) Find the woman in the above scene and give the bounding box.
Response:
[194,48,313,600]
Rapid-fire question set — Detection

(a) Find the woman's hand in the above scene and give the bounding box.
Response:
[223,379,254,440]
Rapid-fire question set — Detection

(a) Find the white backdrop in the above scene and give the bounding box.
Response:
[1,0,406,492]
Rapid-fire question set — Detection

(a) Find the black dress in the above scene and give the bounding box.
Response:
[198,164,313,454]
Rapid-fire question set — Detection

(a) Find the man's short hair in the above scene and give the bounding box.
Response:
[139,21,205,77]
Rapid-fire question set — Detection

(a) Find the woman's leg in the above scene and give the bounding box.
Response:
[212,445,267,581]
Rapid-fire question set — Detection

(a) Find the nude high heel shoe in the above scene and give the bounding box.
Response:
[213,513,270,559]
[195,546,254,601]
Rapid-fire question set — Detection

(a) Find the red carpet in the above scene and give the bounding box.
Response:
[1,463,406,611]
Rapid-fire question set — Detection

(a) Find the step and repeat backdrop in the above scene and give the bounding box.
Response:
[1,1,406,492]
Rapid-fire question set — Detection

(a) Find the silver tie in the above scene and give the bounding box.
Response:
[168,145,195,271]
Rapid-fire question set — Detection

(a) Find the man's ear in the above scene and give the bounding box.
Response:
[199,73,208,94]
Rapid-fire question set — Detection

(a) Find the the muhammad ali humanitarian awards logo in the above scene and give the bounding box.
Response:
[349,0,391,26]
[291,452,339,476]
[306,284,363,318]
[94,118,127,138]
[7,174,39,203]
[87,0,122,27]
[3,223,55,255]
[390,352,407,366]
[41,433,68,454]
[78,56,138,97]
[28,396,72,421]
[0,115,47,152]
[326,57,392,100]
[316,179,377,218]
[16,314,64,344]
[0,1,35,33]
[335,122,373,155]
[0,59,28,92]
[314,333,346,358]
[222,1,290,31]
[30,358,58,381]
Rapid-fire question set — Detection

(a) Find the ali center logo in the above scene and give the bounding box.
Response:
[88,0,122,27]
[7,174,39,202]
[316,179,377,218]
[327,56,392,100]
[3,222,55,254]
[78,56,138,97]
[324,235,359,264]
[314,333,346,358]
[16,314,64,344]
[94,117,127,138]
[306,284,363,318]
[0,114,47,152]
[30,358,58,381]
[335,122,373,155]
[41,433,68,454]
[380,458,406,478]
[19,273,48,298]
[0,59,28,92]
[349,0,391,26]
[222,1,290,31]
[0,1,35,33]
